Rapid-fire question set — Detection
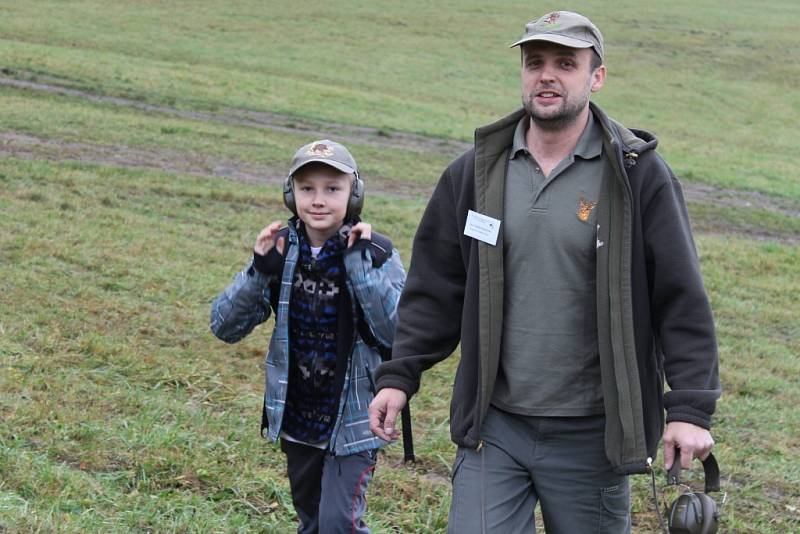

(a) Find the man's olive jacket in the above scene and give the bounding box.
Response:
[375,103,721,475]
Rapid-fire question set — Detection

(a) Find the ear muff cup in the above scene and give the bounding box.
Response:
[283,173,364,220]
[346,174,364,219]
[668,492,718,534]
[282,175,296,216]
[696,492,718,534]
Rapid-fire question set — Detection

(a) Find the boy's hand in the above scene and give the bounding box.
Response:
[369,388,406,441]
[348,222,372,248]
[254,221,286,256]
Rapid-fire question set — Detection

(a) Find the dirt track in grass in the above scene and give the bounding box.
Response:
[2,71,798,243]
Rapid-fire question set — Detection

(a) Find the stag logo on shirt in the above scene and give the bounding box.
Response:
[577,195,598,222]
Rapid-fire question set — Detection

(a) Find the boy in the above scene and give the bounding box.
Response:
[210,139,405,533]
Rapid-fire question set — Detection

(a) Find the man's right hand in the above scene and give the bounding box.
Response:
[369,388,407,441]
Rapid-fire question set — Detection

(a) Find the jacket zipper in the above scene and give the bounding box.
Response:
[327,285,360,456]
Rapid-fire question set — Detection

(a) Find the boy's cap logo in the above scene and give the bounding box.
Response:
[306,143,335,157]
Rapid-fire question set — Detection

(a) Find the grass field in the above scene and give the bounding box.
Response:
[1,1,799,532]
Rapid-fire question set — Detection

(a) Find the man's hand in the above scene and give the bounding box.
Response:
[348,222,372,248]
[254,221,285,256]
[663,421,715,470]
[369,388,407,441]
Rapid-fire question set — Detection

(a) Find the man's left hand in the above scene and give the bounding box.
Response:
[662,421,715,470]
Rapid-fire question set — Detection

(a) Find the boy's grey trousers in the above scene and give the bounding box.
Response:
[448,405,632,534]
[281,439,377,534]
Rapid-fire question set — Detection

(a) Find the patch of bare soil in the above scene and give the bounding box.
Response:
[0,131,282,185]
[682,182,799,219]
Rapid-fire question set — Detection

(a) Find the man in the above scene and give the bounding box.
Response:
[369,10,721,533]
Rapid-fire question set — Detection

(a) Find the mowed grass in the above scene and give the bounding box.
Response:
[1,159,798,532]
[1,0,799,199]
[0,158,445,532]
[1,0,799,532]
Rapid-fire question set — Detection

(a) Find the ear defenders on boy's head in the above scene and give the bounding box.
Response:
[665,452,723,534]
[283,171,364,220]
[283,139,364,219]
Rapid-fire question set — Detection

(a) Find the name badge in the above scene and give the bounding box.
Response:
[464,210,501,246]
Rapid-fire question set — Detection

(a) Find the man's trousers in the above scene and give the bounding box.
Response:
[448,405,631,534]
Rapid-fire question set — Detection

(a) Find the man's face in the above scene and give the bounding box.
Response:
[520,42,605,131]
[292,164,352,245]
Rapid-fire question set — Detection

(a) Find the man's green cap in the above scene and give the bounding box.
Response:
[510,11,604,61]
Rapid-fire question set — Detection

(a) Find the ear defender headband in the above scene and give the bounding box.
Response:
[283,170,364,220]
[652,452,725,534]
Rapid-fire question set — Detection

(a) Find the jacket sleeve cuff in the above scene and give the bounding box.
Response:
[346,238,393,268]
[253,248,284,276]
[375,376,418,399]
[345,238,373,266]
[665,405,712,430]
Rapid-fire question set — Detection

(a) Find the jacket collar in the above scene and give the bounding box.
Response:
[475,103,659,161]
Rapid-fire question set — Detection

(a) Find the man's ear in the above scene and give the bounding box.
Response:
[590,65,606,93]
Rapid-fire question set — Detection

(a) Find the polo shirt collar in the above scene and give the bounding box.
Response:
[509,110,603,161]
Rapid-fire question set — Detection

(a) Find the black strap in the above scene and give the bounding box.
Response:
[650,465,669,534]
[399,399,415,463]
[357,312,415,463]
[667,451,720,493]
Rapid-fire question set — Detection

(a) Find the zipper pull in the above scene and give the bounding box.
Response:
[624,151,639,168]
[476,440,484,451]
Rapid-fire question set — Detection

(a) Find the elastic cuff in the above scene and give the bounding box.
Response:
[253,248,284,276]
[375,377,417,399]
[346,238,391,269]
[666,406,712,430]
[346,238,371,257]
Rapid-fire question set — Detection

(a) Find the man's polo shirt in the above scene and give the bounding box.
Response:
[492,111,605,417]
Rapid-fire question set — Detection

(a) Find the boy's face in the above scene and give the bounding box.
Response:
[292,164,352,246]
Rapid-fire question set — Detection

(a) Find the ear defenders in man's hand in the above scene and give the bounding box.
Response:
[666,452,723,534]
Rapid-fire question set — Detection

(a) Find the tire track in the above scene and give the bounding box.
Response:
[0,72,470,157]
[0,132,430,199]
[1,70,798,239]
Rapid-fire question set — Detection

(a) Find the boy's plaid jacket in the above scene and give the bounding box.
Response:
[210,220,405,455]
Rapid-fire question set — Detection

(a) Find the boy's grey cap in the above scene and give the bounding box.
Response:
[510,11,604,61]
[289,139,358,176]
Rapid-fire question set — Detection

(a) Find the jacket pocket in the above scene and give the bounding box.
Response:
[450,448,467,483]
[599,481,631,530]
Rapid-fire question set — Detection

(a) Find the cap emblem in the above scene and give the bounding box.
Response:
[542,12,561,27]
[306,143,334,157]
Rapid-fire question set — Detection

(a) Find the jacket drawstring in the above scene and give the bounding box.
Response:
[478,440,486,534]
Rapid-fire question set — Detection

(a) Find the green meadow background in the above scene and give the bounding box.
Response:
[1,1,798,532]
